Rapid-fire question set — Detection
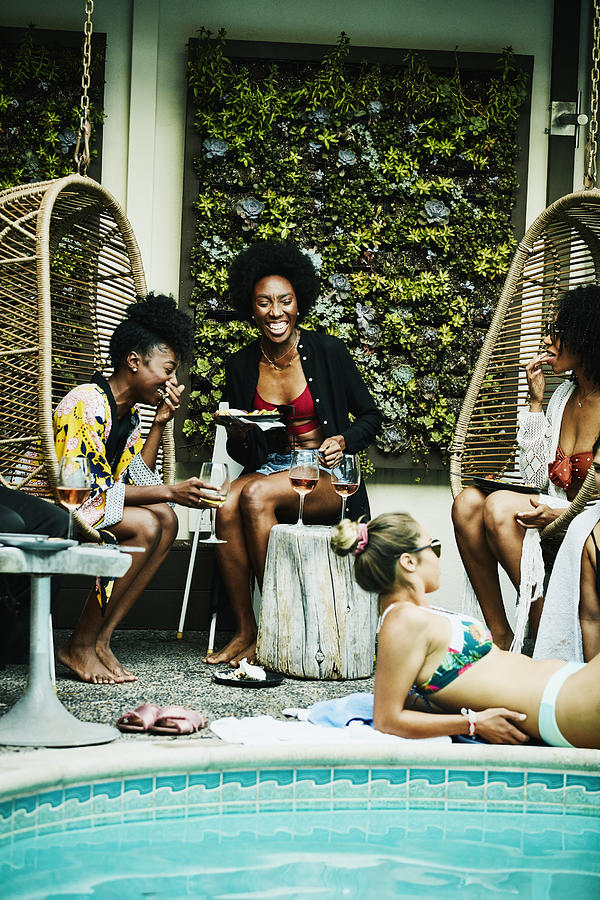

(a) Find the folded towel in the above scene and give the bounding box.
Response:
[290,692,374,727]
[210,714,450,746]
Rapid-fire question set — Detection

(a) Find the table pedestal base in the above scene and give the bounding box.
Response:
[0,569,119,747]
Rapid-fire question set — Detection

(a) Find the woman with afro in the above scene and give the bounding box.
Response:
[54,294,217,684]
[210,240,382,665]
[452,283,600,652]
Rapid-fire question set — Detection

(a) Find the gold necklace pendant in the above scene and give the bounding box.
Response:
[261,331,299,369]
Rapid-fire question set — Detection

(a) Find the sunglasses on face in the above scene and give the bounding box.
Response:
[395,538,442,559]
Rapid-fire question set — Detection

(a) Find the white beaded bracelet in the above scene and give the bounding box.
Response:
[461,707,477,737]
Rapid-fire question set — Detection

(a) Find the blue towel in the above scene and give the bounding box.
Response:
[306,692,374,728]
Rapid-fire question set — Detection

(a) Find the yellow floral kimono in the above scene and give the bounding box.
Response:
[29,375,165,608]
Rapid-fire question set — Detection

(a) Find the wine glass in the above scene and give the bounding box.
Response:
[331,454,361,521]
[289,449,319,529]
[199,462,230,544]
[56,456,92,541]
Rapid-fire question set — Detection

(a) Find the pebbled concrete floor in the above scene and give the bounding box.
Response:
[0,629,374,751]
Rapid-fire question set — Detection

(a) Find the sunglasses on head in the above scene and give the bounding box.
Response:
[395,539,442,559]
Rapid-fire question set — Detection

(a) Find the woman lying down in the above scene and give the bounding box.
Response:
[331,512,600,748]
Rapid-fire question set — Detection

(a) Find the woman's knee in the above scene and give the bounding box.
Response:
[131,508,163,550]
[482,491,519,534]
[239,478,275,519]
[452,487,484,529]
[153,503,178,543]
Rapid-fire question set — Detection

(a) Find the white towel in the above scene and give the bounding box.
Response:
[210,715,451,745]
[533,502,600,662]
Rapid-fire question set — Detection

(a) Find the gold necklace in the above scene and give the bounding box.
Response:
[260,330,299,369]
[576,385,600,408]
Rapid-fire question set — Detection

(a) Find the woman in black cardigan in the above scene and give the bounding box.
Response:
[209,240,382,664]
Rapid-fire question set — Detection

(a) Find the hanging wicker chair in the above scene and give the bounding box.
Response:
[0,174,176,538]
[450,188,600,553]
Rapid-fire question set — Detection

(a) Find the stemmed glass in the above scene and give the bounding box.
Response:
[289,449,319,530]
[56,456,92,541]
[199,462,230,544]
[331,454,361,521]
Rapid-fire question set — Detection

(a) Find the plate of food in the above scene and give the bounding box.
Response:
[472,476,538,495]
[213,409,285,430]
[212,657,284,688]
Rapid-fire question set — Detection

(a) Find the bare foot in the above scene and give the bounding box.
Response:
[57,643,124,684]
[204,630,257,665]
[96,642,137,682]
[228,640,257,667]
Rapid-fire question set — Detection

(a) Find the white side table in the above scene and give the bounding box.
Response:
[0,543,131,747]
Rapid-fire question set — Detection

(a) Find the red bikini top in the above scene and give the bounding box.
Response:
[548,445,593,493]
[253,384,319,435]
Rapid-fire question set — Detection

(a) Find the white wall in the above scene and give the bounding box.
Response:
[1,0,571,617]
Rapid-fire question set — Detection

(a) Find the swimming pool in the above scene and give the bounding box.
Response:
[1,744,599,898]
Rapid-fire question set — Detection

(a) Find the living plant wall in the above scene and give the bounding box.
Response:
[0,26,104,189]
[185,31,529,464]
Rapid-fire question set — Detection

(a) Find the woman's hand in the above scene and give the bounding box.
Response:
[475,708,529,744]
[169,478,225,508]
[318,435,346,468]
[524,352,549,410]
[211,411,253,438]
[154,381,185,426]
[515,498,562,529]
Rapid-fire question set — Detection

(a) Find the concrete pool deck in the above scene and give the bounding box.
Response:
[0,629,599,798]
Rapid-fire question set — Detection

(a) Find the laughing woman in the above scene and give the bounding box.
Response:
[451,284,600,650]
[332,512,600,748]
[210,240,382,665]
[52,295,217,684]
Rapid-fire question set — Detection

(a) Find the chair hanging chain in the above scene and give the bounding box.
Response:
[74,0,94,177]
[584,0,600,188]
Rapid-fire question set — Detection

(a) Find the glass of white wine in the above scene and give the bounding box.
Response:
[289,449,319,529]
[56,456,92,541]
[199,462,230,544]
[331,454,361,521]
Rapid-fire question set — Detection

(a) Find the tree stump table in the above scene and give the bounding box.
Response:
[256,524,378,679]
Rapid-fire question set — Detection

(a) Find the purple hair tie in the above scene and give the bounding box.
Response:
[354,522,369,555]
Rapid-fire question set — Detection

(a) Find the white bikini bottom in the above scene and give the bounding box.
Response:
[538,661,584,748]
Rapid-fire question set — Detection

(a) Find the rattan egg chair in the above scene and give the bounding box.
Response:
[0,174,176,539]
[449,189,600,553]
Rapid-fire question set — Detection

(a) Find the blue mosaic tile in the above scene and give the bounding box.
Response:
[370,768,407,800]
[64,785,92,821]
[14,795,36,814]
[0,800,12,821]
[92,782,122,815]
[92,781,122,800]
[486,770,525,803]
[124,777,154,796]
[186,803,221,819]
[122,809,156,824]
[190,773,220,790]
[332,768,369,799]
[296,768,331,786]
[258,770,294,802]
[155,775,186,793]
[565,773,600,809]
[369,796,408,811]
[447,770,486,802]
[408,769,446,801]
[221,771,257,804]
[37,789,63,809]
[526,772,565,805]
[295,769,332,801]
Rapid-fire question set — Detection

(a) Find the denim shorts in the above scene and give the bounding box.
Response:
[256,451,332,476]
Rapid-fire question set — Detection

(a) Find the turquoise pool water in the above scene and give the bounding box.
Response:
[1,765,599,898]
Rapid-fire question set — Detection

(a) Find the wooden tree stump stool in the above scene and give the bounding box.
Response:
[256,524,378,679]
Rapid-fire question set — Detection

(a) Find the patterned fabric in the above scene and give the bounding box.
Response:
[52,383,146,528]
[414,608,493,695]
[516,380,574,497]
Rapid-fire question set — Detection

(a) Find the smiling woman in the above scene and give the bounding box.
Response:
[208,240,382,665]
[44,295,220,685]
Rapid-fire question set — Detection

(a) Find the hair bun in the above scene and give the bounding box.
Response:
[330,519,362,557]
